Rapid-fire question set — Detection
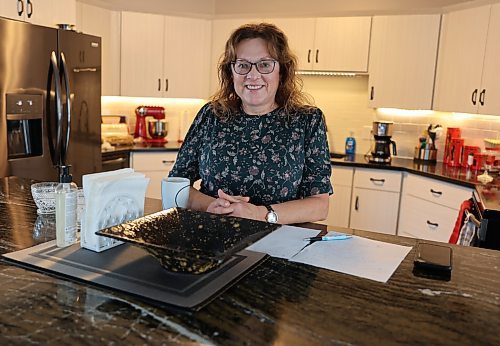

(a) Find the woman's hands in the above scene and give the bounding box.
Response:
[206,189,265,221]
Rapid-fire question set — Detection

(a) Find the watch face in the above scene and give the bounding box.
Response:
[266,211,278,224]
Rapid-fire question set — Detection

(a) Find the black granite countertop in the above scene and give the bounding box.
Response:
[1,176,499,345]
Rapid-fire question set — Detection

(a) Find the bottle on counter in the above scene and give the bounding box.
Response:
[55,165,78,248]
[345,132,356,156]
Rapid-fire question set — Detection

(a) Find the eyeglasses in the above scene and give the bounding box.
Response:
[231,59,277,75]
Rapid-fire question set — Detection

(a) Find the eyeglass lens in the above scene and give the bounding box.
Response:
[232,60,276,75]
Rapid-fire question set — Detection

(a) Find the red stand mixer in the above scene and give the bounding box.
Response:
[134,106,168,143]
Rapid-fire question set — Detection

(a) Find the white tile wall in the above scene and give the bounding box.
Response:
[102,77,500,161]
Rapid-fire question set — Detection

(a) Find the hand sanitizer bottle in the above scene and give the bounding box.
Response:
[56,166,78,248]
[345,132,356,155]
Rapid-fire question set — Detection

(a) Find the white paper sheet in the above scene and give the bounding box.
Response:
[246,225,320,259]
[290,235,412,283]
[246,227,412,283]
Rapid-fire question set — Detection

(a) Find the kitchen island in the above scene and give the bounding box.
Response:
[1,176,499,345]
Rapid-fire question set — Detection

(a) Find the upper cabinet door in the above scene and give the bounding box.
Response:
[0,0,75,28]
[433,6,490,114]
[120,11,164,97]
[163,16,211,99]
[264,18,316,70]
[478,3,500,115]
[314,17,371,72]
[368,14,441,109]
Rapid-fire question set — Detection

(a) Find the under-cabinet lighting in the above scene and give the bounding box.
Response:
[296,71,358,77]
[102,96,206,105]
[377,108,434,116]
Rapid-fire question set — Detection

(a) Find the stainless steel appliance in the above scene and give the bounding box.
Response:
[368,121,397,163]
[0,17,102,186]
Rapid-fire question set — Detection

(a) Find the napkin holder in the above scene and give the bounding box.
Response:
[81,168,150,252]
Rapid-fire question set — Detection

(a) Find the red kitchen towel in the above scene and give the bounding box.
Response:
[449,199,472,244]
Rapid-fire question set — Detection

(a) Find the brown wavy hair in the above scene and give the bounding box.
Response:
[210,23,313,118]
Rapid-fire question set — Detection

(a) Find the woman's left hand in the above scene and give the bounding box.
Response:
[215,190,264,220]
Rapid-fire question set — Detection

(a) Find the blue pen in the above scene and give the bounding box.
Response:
[303,234,352,241]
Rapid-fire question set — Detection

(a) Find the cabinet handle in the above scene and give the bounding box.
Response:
[162,160,175,164]
[165,78,169,92]
[479,89,486,106]
[370,86,374,100]
[158,78,161,91]
[426,220,439,228]
[370,178,385,184]
[315,49,319,63]
[430,188,442,196]
[26,0,33,18]
[355,196,359,211]
[471,89,478,105]
[307,49,311,63]
[17,0,24,16]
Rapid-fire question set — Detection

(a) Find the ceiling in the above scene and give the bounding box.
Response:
[78,0,491,18]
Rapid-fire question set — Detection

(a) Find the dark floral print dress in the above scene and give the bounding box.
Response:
[169,103,332,206]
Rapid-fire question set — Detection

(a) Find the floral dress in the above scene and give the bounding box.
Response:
[169,103,332,205]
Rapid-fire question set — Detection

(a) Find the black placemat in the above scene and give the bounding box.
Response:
[2,241,267,310]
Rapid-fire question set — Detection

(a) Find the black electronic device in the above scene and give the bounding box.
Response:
[413,242,452,280]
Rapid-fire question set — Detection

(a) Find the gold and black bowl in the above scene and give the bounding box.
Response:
[96,208,279,274]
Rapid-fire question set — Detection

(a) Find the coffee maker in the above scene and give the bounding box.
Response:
[134,106,168,143]
[369,121,397,163]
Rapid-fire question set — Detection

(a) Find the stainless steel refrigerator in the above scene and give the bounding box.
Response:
[0,17,102,186]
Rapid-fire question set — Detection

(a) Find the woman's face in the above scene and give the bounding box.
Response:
[232,38,280,115]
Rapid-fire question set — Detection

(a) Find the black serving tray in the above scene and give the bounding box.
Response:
[96,208,279,274]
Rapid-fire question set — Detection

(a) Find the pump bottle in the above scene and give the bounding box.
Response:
[56,166,78,248]
[345,132,356,155]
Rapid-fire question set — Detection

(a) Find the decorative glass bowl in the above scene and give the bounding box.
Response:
[31,182,59,215]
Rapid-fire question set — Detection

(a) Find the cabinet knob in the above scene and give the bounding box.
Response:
[162,160,175,164]
[158,78,161,91]
[479,89,486,106]
[430,188,442,196]
[471,89,478,105]
[370,86,374,100]
[426,220,439,228]
[370,178,385,184]
[17,0,24,16]
[355,196,359,210]
[315,49,319,63]
[26,0,33,18]
[165,78,169,92]
[307,49,311,63]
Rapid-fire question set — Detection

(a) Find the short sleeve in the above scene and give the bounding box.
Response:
[168,103,211,183]
[297,108,333,198]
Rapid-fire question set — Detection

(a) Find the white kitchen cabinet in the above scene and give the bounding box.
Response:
[368,14,441,110]
[210,18,264,94]
[0,0,75,27]
[349,168,402,235]
[319,166,353,228]
[398,173,472,242]
[266,17,371,72]
[121,12,211,99]
[76,2,120,96]
[130,152,178,199]
[434,4,500,115]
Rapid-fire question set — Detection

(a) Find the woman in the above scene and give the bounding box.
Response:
[169,23,332,224]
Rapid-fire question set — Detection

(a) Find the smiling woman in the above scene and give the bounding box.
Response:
[169,23,333,225]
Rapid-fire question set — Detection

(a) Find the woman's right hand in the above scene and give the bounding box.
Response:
[206,189,250,214]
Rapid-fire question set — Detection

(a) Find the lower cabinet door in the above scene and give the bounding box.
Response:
[350,188,399,235]
[323,184,352,228]
[398,195,457,242]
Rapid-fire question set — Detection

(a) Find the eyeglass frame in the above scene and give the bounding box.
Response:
[230,59,278,75]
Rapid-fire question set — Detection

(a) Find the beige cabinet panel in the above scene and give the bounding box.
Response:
[130,152,177,199]
[433,5,500,115]
[314,17,371,72]
[368,14,441,109]
[76,3,121,96]
[121,11,165,97]
[319,166,353,228]
[1,0,75,28]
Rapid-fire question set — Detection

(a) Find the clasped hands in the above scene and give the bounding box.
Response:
[206,189,263,220]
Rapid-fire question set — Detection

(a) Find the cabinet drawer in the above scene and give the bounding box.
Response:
[398,195,456,243]
[331,166,353,186]
[353,168,402,192]
[131,152,178,171]
[404,174,472,209]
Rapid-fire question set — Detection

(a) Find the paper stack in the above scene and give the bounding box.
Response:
[81,168,150,252]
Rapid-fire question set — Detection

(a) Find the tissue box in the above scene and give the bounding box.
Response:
[81,168,150,252]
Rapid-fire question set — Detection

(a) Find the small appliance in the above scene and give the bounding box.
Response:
[368,121,397,163]
[134,106,168,143]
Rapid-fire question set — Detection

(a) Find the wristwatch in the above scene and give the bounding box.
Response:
[265,205,279,224]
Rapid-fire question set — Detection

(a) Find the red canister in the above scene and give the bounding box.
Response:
[443,128,461,164]
[448,138,464,167]
[462,145,481,169]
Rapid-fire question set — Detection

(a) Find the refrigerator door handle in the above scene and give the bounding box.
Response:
[46,51,63,168]
[59,52,71,166]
